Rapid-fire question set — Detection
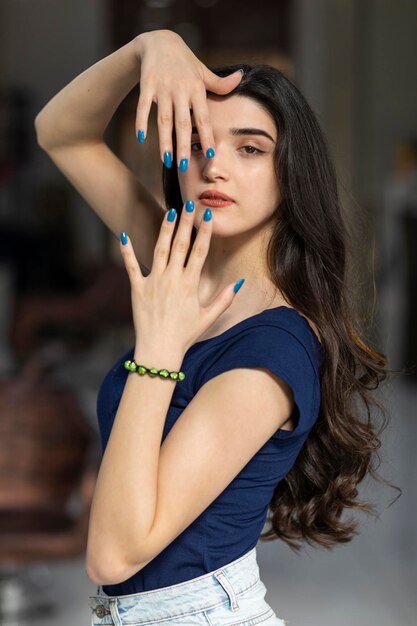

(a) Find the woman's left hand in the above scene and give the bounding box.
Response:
[119,201,245,357]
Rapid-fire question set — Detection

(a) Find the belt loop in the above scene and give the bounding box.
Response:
[109,597,123,626]
[214,570,239,612]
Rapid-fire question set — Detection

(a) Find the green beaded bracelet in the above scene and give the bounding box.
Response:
[124,358,185,382]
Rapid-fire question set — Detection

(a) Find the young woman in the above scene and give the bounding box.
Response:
[35,29,399,626]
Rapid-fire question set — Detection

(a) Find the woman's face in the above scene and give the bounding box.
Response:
[178,94,280,237]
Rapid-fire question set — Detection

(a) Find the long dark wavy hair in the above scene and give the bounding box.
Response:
[161,63,402,552]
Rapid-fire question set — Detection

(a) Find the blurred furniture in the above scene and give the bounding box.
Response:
[378,144,417,378]
[0,262,16,376]
[402,205,417,380]
[10,261,132,357]
[0,345,98,623]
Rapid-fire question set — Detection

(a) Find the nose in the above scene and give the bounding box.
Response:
[201,149,229,181]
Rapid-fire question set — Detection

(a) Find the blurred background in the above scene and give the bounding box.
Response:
[0,0,416,624]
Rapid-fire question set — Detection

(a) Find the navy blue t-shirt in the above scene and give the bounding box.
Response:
[96,306,324,595]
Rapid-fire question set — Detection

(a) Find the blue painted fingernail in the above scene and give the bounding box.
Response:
[206,148,215,158]
[167,208,176,222]
[120,232,128,245]
[186,200,194,212]
[179,158,188,172]
[164,151,172,168]
[233,278,245,293]
[203,208,212,221]
[137,130,145,144]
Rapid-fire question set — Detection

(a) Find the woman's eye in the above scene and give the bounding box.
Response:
[241,145,263,155]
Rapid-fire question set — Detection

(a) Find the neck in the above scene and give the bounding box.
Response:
[198,222,281,311]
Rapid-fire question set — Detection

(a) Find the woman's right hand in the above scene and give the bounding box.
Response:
[133,30,243,170]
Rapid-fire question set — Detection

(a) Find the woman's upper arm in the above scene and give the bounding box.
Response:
[112,365,293,574]
[41,141,165,272]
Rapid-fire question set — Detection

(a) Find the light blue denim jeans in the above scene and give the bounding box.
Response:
[88,546,287,626]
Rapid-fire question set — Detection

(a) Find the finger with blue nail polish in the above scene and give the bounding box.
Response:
[233,278,245,293]
[179,158,188,172]
[167,208,176,222]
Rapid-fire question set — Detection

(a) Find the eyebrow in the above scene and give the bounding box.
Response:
[191,126,276,143]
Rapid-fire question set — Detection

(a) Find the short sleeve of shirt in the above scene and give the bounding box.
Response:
[194,323,321,440]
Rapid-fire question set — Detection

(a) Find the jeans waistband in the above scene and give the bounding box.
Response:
[89,546,260,625]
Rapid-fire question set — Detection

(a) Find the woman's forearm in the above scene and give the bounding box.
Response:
[86,345,185,585]
[35,36,143,149]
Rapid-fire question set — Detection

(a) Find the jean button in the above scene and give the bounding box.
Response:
[95,604,110,618]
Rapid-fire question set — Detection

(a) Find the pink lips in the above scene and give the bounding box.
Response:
[199,191,235,207]
[200,198,234,207]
